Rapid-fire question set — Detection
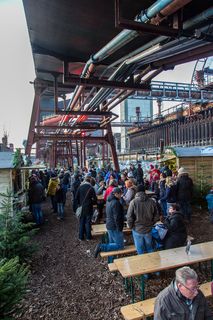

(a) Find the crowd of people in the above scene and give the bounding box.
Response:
[27,162,194,252]
[26,162,213,319]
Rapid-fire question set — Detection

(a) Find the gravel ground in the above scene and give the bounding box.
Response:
[15,195,213,320]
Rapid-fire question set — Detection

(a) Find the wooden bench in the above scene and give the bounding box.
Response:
[121,282,212,320]
[100,245,136,259]
[108,262,118,272]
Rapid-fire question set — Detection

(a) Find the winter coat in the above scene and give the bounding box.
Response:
[28,182,44,204]
[127,192,159,234]
[104,185,114,202]
[206,193,213,210]
[159,179,166,198]
[123,186,136,205]
[154,280,213,320]
[75,182,97,216]
[106,194,124,232]
[47,177,60,196]
[163,211,187,249]
[136,167,144,184]
[161,184,177,203]
[55,186,66,203]
[176,174,193,202]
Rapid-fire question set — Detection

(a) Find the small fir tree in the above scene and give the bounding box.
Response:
[0,191,38,262]
[0,257,28,319]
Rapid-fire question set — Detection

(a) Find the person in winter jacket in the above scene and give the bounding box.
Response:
[176,167,193,221]
[163,203,187,249]
[28,175,45,225]
[154,266,213,320]
[104,179,117,202]
[160,176,177,215]
[122,179,136,205]
[158,173,167,216]
[55,183,66,220]
[47,173,60,213]
[206,188,213,223]
[127,184,159,254]
[75,176,97,240]
[94,187,124,259]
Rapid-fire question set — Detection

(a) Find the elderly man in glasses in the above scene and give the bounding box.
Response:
[154,266,213,320]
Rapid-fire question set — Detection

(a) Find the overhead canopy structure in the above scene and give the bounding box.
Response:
[22,0,213,169]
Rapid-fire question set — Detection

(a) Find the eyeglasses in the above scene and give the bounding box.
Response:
[180,283,199,294]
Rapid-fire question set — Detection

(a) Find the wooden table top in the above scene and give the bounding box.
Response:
[91,224,131,236]
[114,241,213,278]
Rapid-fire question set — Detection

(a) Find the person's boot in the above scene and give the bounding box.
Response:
[94,243,102,258]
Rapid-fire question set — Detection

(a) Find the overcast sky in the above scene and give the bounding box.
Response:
[0,0,196,148]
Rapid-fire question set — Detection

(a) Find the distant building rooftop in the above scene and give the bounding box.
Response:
[172,146,213,157]
[0,152,14,169]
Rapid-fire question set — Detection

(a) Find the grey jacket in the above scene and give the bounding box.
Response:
[154,280,213,320]
[127,192,159,234]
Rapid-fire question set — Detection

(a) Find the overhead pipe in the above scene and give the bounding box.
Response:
[86,7,213,111]
[66,0,174,112]
[84,0,195,111]
[107,68,163,111]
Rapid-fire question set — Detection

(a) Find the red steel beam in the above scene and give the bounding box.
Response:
[34,134,108,142]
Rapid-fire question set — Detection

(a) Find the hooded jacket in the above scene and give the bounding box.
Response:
[106,194,124,232]
[164,211,187,249]
[127,191,159,234]
[176,174,193,202]
[154,280,213,320]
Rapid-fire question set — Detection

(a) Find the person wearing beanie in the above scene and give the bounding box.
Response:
[94,187,125,259]
[127,184,159,255]
[176,167,193,222]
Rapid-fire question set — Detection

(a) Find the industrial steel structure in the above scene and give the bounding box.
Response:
[22,0,213,169]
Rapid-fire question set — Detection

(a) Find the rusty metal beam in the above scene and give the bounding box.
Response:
[25,83,46,155]
[34,134,107,142]
[116,18,193,38]
[152,43,213,68]
[63,75,150,91]
[35,124,106,130]
[54,110,116,117]
[106,123,120,172]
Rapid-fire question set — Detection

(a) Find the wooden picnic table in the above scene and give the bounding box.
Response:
[91,223,131,236]
[114,241,213,301]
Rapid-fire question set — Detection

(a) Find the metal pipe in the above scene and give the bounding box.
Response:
[67,0,174,112]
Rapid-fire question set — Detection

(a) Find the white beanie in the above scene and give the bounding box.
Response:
[178,167,188,175]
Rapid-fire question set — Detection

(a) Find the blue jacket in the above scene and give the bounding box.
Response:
[206,193,213,210]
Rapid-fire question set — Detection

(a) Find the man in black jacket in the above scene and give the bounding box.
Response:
[28,175,45,225]
[94,187,124,259]
[75,176,97,240]
[176,167,193,222]
[154,266,213,320]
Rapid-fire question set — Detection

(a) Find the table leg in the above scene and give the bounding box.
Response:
[130,277,135,303]
[140,275,145,300]
[124,278,129,291]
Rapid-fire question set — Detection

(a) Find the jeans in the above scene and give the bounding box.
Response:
[51,195,57,213]
[101,230,124,263]
[32,203,43,225]
[79,215,92,240]
[132,230,153,255]
[160,200,167,217]
[57,203,64,219]
[178,201,192,221]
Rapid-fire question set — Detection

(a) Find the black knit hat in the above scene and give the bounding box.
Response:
[136,184,145,193]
